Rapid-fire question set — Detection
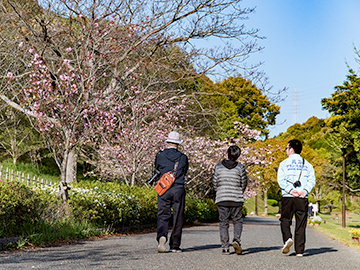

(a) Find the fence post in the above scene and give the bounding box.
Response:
[6,167,9,180]
[0,165,2,180]
[27,174,30,186]
[33,176,36,188]
[22,172,25,184]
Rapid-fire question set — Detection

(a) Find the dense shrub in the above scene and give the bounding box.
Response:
[69,181,219,227]
[0,178,219,240]
[242,205,248,217]
[69,181,142,227]
[267,199,279,207]
[185,195,218,223]
[0,181,43,236]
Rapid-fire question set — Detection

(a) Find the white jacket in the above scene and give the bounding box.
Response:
[277,154,316,197]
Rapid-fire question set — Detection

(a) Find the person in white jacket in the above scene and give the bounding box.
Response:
[277,139,316,257]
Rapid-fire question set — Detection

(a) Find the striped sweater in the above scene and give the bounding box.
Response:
[212,161,248,204]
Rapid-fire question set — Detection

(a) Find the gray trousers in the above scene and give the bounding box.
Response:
[217,204,244,249]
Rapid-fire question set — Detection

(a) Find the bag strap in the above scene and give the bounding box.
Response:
[297,158,305,182]
[286,158,305,187]
[172,154,182,176]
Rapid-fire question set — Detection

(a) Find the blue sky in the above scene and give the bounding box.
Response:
[241,0,360,137]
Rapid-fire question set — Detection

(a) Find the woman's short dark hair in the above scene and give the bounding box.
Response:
[227,145,241,161]
[288,139,302,154]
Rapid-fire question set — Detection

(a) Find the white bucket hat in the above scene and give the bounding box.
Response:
[166,131,182,145]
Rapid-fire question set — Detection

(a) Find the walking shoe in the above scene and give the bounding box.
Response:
[169,248,182,253]
[232,241,243,255]
[296,253,303,257]
[281,238,293,254]
[158,236,166,253]
[222,248,230,255]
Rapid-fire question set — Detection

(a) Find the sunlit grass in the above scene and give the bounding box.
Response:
[244,196,280,217]
[311,212,360,252]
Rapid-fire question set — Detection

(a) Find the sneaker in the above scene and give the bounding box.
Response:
[296,253,303,257]
[158,236,166,253]
[232,241,243,255]
[282,238,293,254]
[169,248,182,253]
[222,248,230,255]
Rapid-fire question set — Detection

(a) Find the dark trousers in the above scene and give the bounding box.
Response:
[157,185,185,249]
[280,197,308,254]
[217,204,244,249]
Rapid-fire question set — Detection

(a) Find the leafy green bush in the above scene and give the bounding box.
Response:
[185,195,218,223]
[242,205,248,217]
[70,181,219,227]
[0,181,43,236]
[119,184,158,225]
[267,199,279,207]
[1,176,219,244]
[69,181,142,227]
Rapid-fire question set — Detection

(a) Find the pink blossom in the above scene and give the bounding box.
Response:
[6,72,14,78]
[66,47,72,52]
[19,42,23,47]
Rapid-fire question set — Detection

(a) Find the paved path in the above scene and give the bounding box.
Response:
[1,217,360,270]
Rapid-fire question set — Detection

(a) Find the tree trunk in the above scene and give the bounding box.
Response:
[264,189,268,216]
[66,148,78,183]
[255,194,258,216]
[131,153,137,186]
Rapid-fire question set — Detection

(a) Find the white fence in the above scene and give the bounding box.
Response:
[0,165,54,188]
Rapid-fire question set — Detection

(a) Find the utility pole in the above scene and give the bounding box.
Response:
[255,194,258,216]
[342,147,346,228]
[292,88,298,124]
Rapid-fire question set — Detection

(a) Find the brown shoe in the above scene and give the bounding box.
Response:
[232,241,243,255]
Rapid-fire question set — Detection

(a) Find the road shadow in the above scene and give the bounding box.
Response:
[182,244,221,252]
[242,245,282,255]
[300,247,338,257]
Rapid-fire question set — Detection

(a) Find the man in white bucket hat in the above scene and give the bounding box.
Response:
[153,131,189,253]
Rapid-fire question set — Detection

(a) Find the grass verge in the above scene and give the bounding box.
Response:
[0,219,106,251]
[244,196,280,217]
[310,212,360,252]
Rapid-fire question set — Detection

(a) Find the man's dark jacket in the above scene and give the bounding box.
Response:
[154,148,189,186]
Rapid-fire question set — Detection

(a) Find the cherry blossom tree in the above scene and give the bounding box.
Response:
[181,122,273,198]
[1,0,264,186]
[88,96,188,186]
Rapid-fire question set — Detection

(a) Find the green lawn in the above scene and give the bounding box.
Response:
[244,196,280,217]
[311,211,360,252]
